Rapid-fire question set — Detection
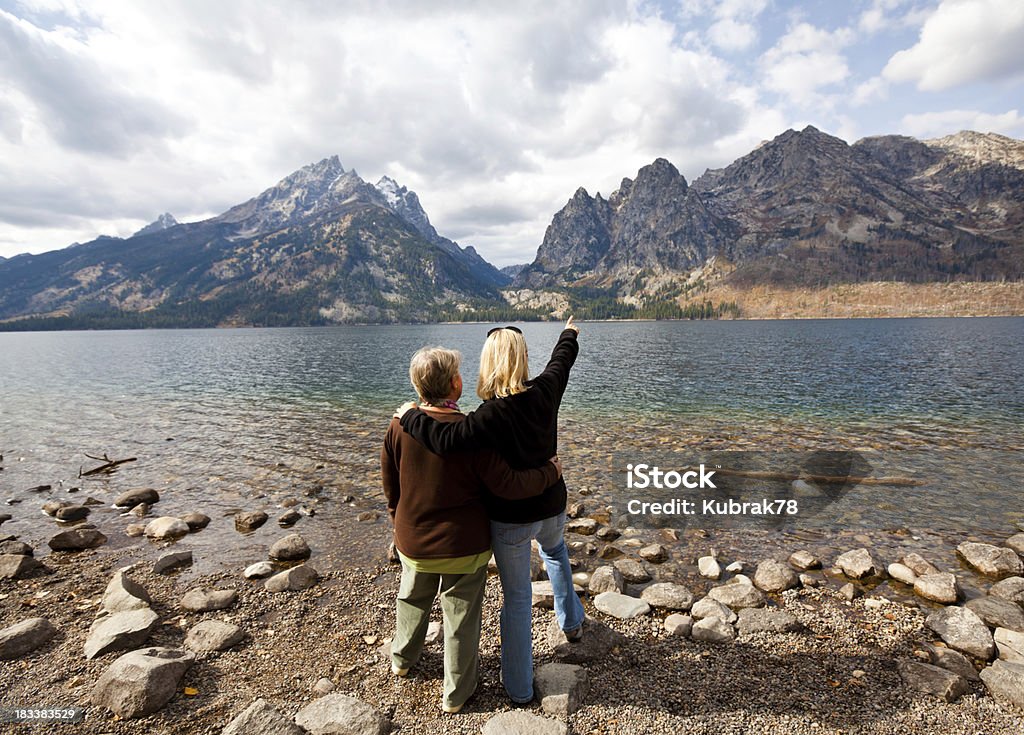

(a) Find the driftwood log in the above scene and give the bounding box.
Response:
[79,453,137,477]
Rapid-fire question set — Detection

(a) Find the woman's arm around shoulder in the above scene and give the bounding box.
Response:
[398,400,501,455]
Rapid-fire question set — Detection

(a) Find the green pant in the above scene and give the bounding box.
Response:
[392,560,487,709]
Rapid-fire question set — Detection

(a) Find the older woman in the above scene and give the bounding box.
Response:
[382,346,561,714]
[398,318,584,705]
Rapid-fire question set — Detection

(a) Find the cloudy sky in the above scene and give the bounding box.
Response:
[1,0,1022,265]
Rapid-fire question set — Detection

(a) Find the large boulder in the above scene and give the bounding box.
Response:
[898,660,970,703]
[926,645,980,681]
[925,606,996,660]
[184,620,246,652]
[294,693,390,735]
[995,628,1024,664]
[482,711,567,735]
[90,647,194,718]
[587,565,623,594]
[753,559,799,592]
[144,517,190,540]
[691,616,735,643]
[0,553,43,579]
[48,527,107,551]
[990,577,1024,606]
[269,533,311,561]
[707,579,766,609]
[887,563,918,586]
[223,698,306,735]
[114,488,159,509]
[101,570,152,613]
[180,588,237,612]
[902,553,940,576]
[154,550,193,575]
[736,607,803,635]
[545,616,626,665]
[913,573,960,604]
[980,660,1024,710]
[691,597,737,623]
[265,565,319,592]
[966,597,1024,632]
[835,548,877,579]
[84,608,160,659]
[957,542,1024,577]
[0,618,57,659]
[534,663,588,717]
[640,582,694,611]
[593,591,650,619]
[612,558,650,583]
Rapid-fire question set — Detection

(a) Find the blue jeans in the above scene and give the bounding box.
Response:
[491,512,585,703]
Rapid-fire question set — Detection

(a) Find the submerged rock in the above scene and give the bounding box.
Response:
[235,510,268,532]
[144,517,189,540]
[268,533,311,561]
[49,527,107,551]
[114,489,159,509]
[957,542,1023,577]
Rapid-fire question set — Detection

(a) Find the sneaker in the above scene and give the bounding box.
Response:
[391,663,409,677]
[441,701,463,714]
[565,623,584,642]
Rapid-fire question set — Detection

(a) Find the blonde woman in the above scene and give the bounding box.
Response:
[382,346,561,713]
[398,317,584,705]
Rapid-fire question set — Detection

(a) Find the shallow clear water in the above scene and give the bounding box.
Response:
[1,318,1022,575]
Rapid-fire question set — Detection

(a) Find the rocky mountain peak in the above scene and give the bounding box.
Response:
[374,176,438,243]
[133,212,178,237]
[926,131,1024,170]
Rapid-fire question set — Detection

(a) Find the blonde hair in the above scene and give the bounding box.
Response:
[409,346,461,404]
[477,329,529,400]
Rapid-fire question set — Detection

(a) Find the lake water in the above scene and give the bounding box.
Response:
[1,318,1022,581]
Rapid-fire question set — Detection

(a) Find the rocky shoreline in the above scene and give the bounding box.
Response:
[2,478,1024,735]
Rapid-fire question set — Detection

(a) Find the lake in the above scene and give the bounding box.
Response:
[1,318,1022,580]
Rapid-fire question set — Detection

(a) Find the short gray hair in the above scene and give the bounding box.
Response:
[409,346,461,404]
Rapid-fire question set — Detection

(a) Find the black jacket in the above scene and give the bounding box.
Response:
[399,328,578,523]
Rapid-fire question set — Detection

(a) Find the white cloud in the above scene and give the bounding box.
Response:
[0,0,777,265]
[900,108,1024,138]
[708,17,758,51]
[760,23,852,105]
[884,0,1024,90]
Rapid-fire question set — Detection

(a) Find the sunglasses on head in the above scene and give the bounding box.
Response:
[487,325,523,337]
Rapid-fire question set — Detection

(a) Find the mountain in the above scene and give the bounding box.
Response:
[0,157,508,327]
[500,263,529,279]
[133,213,178,237]
[515,128,1024,299]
